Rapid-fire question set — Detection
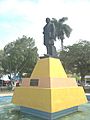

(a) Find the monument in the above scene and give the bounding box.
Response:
[12,18,87,120]
[43,18,57,57]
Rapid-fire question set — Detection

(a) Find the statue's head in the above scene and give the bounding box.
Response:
[46,18,50,23]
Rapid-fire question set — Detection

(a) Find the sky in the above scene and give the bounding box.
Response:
[0,0,90,55]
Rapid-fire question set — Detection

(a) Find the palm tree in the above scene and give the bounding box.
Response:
[51,17,72,51]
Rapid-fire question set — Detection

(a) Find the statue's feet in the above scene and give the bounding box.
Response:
[40,54,58,59]
[44,54,50,57]
[44,54,58,58]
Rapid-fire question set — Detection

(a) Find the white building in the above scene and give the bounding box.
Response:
[85,75,90,87]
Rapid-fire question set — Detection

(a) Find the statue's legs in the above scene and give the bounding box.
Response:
[52,46,57,56]
[47,45,51,55]
[46,45,57,57]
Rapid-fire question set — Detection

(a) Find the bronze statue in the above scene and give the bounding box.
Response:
[43,18,57,57]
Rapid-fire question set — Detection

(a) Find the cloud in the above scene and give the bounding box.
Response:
[0,0,90,55]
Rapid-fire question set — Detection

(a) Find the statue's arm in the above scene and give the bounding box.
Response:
[43,27,44,34]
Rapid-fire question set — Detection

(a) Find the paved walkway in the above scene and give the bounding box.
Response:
[0,92,13,96]
[0,92,90,97]
[86,93,90,95]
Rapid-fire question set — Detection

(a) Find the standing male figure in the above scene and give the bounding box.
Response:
[43,18,56,56]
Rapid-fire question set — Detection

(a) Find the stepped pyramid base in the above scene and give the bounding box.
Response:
[12,87,87,113]
[12,57,87,120]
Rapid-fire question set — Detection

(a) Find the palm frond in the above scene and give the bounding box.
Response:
[63,24,72,38]
[59,17,68,23]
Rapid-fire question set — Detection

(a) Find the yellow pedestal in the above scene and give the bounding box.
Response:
[12,57,87,119]
[12,87,87,113]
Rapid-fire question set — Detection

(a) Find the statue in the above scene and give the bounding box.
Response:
[43,18,57,57]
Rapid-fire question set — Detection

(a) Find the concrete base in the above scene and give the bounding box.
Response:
[20,106,78,120]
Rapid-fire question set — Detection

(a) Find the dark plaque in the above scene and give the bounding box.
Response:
[30,79,39,86]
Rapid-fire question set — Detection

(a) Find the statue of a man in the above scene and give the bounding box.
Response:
[43,18,56,56]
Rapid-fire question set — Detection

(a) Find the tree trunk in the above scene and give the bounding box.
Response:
[61,39,63,51]
[80,74,85,87]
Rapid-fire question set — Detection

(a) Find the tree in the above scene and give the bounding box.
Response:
[52,17,72,50]
[59,40,90,84]
[2,35,38,76]
[0,50,4,76]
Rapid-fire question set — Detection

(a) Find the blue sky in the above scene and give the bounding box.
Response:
[0,0,90,55]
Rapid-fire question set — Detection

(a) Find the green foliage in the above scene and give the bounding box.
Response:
[0,50,4,73]
[2,35,38,76]
[51,17,72,50]
[59,40,90,82]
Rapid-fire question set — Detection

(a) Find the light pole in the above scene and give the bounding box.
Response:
[7,54,11,80]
